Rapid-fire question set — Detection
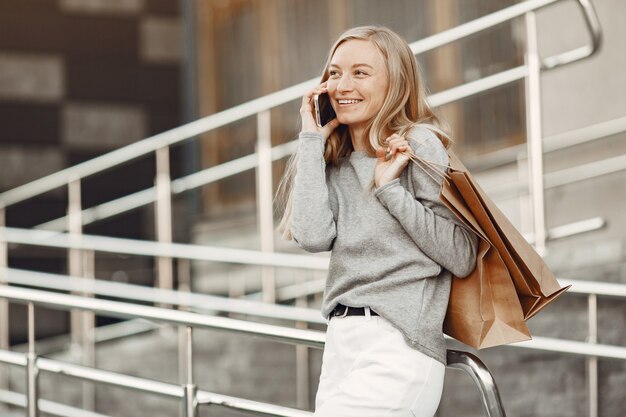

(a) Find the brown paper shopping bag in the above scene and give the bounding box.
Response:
[411,149,569,349]
[446,151,570,320]
[441,168,531,349]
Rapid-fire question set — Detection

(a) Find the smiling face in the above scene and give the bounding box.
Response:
[326,39,389,136]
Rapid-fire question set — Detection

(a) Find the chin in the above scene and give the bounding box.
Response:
[337,115,362,126]
[336,115,351,125]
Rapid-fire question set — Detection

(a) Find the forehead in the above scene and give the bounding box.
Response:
[330,39,385,67]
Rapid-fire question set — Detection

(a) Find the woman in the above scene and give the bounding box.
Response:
[277,26,478,417]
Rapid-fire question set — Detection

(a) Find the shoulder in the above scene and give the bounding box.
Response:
[405,125,448,167]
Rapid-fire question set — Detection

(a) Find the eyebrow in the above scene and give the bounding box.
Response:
[329,63,374,69]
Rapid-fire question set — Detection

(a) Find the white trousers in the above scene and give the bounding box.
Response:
[314,312,445,417]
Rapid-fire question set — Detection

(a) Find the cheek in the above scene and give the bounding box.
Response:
[370,90,387,110]
[361,92,381,113]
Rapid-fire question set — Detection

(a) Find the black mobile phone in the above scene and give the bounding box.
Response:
[314,93,336,127]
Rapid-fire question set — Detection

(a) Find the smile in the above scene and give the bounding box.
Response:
[337,99,362,105]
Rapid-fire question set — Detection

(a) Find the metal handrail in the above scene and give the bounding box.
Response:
[0,2,608,415]
[4,270,626,361]
[0,286,506,417]
[0,354,312,417]
[0,388,112,417]
[465,115,626,171]
[6,267,626,328]
[1,281,625,417]
[0,0,600,209]
[447,350,507,417]
[4,267,326,324]
[0,216,603,270]
[408,0,600,68]
[33,112,626,232]
[6,267,626,315]
[0,285,325,348]
[486,153,626,200]
[0,227,329,270]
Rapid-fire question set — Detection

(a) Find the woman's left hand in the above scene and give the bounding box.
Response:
[375,134,411,188]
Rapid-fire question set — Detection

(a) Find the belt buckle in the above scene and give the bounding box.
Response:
[334,305,350,318]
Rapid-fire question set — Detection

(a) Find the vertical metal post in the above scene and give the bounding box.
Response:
[586,294,598,417]
[180,0,201,216]
[177,259,191,385]
[26,302,39,417]
[0,209,8,349]
[82,250,96,411]
[67,178,84,352]
[0,207,9,406]
[256,110,276,304]
[227,266,246,303]
[516,154,532,240]
[177,258,191,293]
[181,326,198,417]
[155,147,174,297]
[295,295,310,410]
[524,11,547,256]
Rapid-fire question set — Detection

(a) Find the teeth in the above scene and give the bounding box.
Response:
[338,99,361,104]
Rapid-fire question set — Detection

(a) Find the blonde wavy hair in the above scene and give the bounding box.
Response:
[277,25,451,240]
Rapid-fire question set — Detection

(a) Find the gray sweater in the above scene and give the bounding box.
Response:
[291,126,478,364]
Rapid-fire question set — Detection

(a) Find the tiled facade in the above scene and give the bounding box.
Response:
[0,0,182,191]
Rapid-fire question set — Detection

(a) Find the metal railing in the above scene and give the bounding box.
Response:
[2,215,625,414]
[0,0,601,209]
[4,267,626,362]
[0,285,508,417]
[0,3,606,396]
[27,114,626,234]
[0,0,602,289]
[2,269,626,416]
[0,0,610,416]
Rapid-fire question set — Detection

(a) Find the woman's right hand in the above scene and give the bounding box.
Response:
[300,82,340,141]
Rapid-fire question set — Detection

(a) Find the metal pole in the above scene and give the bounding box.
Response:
[256,110,276,303]
[155,147,174,298]
[177,258,191,293]
[26,302,39,417]
[586,294,598,417]
[524,11,547,255]
[0,206,9,397]
[516,153,533,239]
[67,178,84,352]
[447,350,507,417]
[295,296,310,410]
[177,259,191,385]
[180,0,200,216]
[82,250,96,411]
[181,326,198,417]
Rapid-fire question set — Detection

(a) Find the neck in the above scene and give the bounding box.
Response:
[349,124,368,152]
[350,124,394,152]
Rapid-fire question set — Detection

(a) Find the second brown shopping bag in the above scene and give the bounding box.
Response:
[410,148,568,349]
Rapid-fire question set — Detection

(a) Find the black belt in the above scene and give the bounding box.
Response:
[330,303,379,319]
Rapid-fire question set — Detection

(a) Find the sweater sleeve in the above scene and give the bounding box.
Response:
[290,131,337,252]
[374,128,478,277]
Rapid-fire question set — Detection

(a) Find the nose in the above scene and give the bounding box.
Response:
[336,74,354,93]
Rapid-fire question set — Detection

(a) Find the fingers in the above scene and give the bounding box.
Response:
[300,82,329,115]
[321,118,340,136]
[375,146,388,162]
[384,134,410,157]
[300,83,339,136]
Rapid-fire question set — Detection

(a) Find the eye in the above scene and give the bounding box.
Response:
[355,70,369,76]
[329,70,340,78]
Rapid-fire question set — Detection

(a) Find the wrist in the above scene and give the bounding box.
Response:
[374,178,401,194]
